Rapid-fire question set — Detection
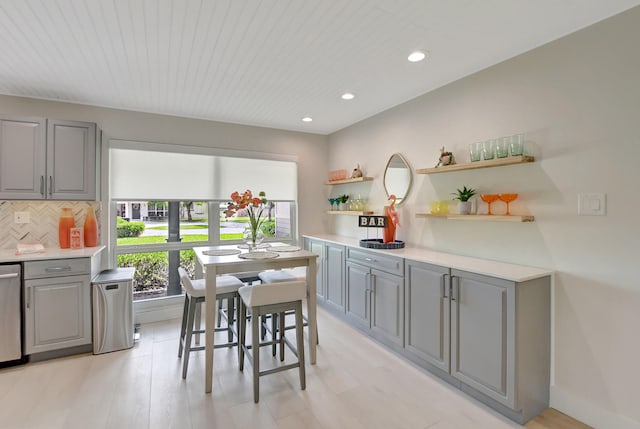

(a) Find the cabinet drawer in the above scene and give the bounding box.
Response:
[347,248,403,276]
[24,258,90,279]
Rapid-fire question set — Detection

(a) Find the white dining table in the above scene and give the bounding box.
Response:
[193,243,319,393]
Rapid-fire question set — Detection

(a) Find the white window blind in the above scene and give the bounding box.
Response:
[109,140,297,201]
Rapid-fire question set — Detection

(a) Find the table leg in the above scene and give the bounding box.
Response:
[205,266,218,393]
[307,259,317,364]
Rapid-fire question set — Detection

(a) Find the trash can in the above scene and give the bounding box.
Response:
[92,267,135,354]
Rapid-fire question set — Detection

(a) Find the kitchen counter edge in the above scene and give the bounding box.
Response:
[0,246,106,263]
[302,234,552,283]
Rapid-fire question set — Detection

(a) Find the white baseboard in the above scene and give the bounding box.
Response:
[134,295,184,324]
[550,385,640,429]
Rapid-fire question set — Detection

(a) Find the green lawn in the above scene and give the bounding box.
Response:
[117,233,243,245]
[146,224,209,231]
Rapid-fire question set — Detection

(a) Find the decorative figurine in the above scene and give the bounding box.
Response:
[435,146,455,168]
[383,194,400,243]
[351,164,363,178]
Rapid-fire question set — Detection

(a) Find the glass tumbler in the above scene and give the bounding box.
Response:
[469,142,482,162]
[510,133,525,156]
[496,137,510,158]
[482,140,495,160]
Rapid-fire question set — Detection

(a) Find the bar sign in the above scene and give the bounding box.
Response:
[358,215,387,228]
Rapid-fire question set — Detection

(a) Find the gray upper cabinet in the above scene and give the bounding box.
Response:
[404,259,450,373]
[0,116,46,199]
[0,116,99,200]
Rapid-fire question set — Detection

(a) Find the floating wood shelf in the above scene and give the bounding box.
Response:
[416,156,534,174]
[326,210,374,216]
[325,176,374,185]
[416,213,535,222]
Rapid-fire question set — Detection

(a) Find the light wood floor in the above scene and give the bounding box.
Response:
[0,307,590,429]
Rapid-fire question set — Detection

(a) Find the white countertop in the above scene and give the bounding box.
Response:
[0,245,106,263]
[303,234,552,282]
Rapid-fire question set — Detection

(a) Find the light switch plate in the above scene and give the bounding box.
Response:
[14,211,31,223]
[578,193,606,216]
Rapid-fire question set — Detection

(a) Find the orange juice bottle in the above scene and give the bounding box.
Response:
[83,206,98,247]
[58,208,75,249]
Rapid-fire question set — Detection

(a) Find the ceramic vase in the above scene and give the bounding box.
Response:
[382,206,396,243]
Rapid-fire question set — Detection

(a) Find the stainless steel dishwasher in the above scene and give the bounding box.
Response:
[0,264,22,365]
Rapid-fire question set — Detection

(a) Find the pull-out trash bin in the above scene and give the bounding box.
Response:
[92,267,135,354]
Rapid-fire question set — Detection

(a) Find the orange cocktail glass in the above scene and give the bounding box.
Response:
[498,193,518,215]
[480,194,499,215]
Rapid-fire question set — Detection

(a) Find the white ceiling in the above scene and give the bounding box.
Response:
[1,1,639,135]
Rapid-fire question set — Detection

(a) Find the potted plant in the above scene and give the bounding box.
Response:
[451,186,476,215]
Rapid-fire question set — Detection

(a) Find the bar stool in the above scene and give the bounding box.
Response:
[258,266,318,345]
[177,267,243,379]
[237,280,306,403]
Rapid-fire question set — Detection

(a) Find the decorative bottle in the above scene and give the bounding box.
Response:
[83,206,99,247]
[58,208,75,249]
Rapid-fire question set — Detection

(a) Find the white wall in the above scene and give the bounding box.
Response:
[328,7,640,429]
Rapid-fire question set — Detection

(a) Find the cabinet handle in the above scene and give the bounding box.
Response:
[49,176,53,196]
[26,286,31,309]
[370,274,376,295]
[451,276,458,301]
[40,176,45,196]
[45,266,72,273]
[442,274,449,299]
[365,257,375,262]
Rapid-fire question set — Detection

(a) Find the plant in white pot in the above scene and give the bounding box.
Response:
[452,186,476,215]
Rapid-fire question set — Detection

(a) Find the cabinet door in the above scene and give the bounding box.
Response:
[370,269,403,347]
[0,116,46,199]
[47,119,97,200]
[324,244,345,312]
[404,260,450,372]
[305,239,325,299]
[345,261,370,329]
[450,269,516,408]
[24,275,92,355]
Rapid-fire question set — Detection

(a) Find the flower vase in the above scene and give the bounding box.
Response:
[243,224,264,250]
[382,205,396,244]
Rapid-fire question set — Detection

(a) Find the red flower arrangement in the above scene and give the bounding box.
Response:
[224,190,267,245]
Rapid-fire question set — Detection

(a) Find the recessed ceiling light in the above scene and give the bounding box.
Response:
[408,50,427,62]
[341,92,355,100]
[302,116,313,122]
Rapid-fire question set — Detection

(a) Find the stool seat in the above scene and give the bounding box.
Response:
[188,275,244,297]
[258,267,307,283]
[238,281,306,308]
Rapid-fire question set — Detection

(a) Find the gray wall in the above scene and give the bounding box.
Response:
[328,7,640,429]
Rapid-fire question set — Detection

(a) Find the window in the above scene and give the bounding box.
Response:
[109,140,298,302]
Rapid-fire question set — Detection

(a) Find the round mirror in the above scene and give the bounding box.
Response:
[383,153,412,206]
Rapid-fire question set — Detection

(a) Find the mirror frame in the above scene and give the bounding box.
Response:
[383,153,412,206]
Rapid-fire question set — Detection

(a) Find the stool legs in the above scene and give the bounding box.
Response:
[178,294,189,358]
[295,302,306,390]
[182,297,198,379]
[251,309,260,403]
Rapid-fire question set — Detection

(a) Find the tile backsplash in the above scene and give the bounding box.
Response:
[0,200,101,249]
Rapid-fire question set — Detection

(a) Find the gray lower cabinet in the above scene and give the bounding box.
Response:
[23,259,92,355]
[404,258,550,423]
[404,260,450,373]
[304,238,345,312]
[346,248,403,348]
[0,115,99,200]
